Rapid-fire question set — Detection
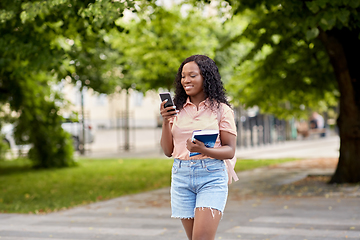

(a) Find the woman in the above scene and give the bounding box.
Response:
[160,55,237,240]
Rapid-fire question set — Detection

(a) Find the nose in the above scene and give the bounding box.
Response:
[183,76,191,83]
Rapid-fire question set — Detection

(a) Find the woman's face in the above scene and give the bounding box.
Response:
[181,61,204,99]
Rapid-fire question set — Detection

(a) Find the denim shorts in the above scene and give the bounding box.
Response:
[171,158,228,219]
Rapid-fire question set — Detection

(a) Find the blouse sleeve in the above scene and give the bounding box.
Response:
[219,104,237,136]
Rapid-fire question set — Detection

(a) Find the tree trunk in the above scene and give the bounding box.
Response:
[318,29,360,183]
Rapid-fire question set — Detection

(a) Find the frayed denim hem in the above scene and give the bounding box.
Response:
[171,207,223,220]
[196,207,223,219]
[171,216,194,220]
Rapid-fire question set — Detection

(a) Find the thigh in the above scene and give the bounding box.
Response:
[192,208,222,240]
[181,218,194,240]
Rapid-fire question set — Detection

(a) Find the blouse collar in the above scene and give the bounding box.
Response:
[183,97,210,108]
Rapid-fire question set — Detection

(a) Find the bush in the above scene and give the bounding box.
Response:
[0,134,9,161]
[16,101,75,168]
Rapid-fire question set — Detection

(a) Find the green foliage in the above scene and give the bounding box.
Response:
[0,135,9,160]
[220,0,359,118]
[0,0,145,167]
[111,5,220,91]
[12,74,75,168]
[0,105,12,160]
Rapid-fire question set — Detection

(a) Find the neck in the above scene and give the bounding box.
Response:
[189,94,206,109]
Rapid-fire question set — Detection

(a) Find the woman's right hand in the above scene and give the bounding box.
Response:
[160,100,178,123]
[160,100,177,157]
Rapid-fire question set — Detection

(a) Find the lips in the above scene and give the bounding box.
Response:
[184,85,194,90]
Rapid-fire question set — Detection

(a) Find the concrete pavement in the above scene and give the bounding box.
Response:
[79,131,340,160]
[1,136,359,240]
[235,135,340,159]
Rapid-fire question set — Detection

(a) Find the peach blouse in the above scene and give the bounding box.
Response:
[170,98,237,160]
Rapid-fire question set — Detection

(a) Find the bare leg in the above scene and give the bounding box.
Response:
[181,218,194,240]
[192,208,222,240]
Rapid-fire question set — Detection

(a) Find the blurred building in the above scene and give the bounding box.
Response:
[60,82,161,130]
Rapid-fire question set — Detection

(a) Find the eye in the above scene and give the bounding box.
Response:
[181,76,185,78]
[191,75,196,78]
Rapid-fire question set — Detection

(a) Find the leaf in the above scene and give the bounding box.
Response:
[349,0,360,8]
[319,11,336,30]
[306,28,319,40]
[305,2,320,13]
[337,9,350,24]
[317,0,328,9]
[0,9,15,23]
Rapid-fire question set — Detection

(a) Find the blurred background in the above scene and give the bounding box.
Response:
[0,0,359,183]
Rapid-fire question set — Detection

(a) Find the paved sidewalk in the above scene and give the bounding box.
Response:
[235,136,340,159]
[79,135,340,160]
[1,136,359,240]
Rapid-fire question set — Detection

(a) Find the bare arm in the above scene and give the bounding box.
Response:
[160,100,178,157]
[186,130,236,160]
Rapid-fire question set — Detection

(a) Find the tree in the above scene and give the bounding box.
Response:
[220,0,360,183]
[110,5,220,92]
[105,4,222,150]
[0,0,145,167]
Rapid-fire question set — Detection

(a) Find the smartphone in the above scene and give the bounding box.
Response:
[159,92,175,112]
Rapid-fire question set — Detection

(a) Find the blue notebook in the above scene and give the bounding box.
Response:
[189,129,219,157]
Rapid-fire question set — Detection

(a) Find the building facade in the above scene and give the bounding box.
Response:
[61,82,161,130]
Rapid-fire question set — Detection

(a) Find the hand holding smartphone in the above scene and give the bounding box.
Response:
[159,92,176,113]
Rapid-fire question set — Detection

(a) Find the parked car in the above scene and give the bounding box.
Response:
[1,120,95,152]
[1,124,31,154]
[61,119,95,150]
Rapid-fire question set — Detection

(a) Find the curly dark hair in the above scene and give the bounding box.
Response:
[173,55,230,111]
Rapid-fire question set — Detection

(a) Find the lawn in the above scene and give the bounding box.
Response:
[0,158,297,214]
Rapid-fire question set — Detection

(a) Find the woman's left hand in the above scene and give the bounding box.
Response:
[186,138,206,154]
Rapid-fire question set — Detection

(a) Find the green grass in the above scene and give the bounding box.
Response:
[0,158,297,214]
[234,159,298,172]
